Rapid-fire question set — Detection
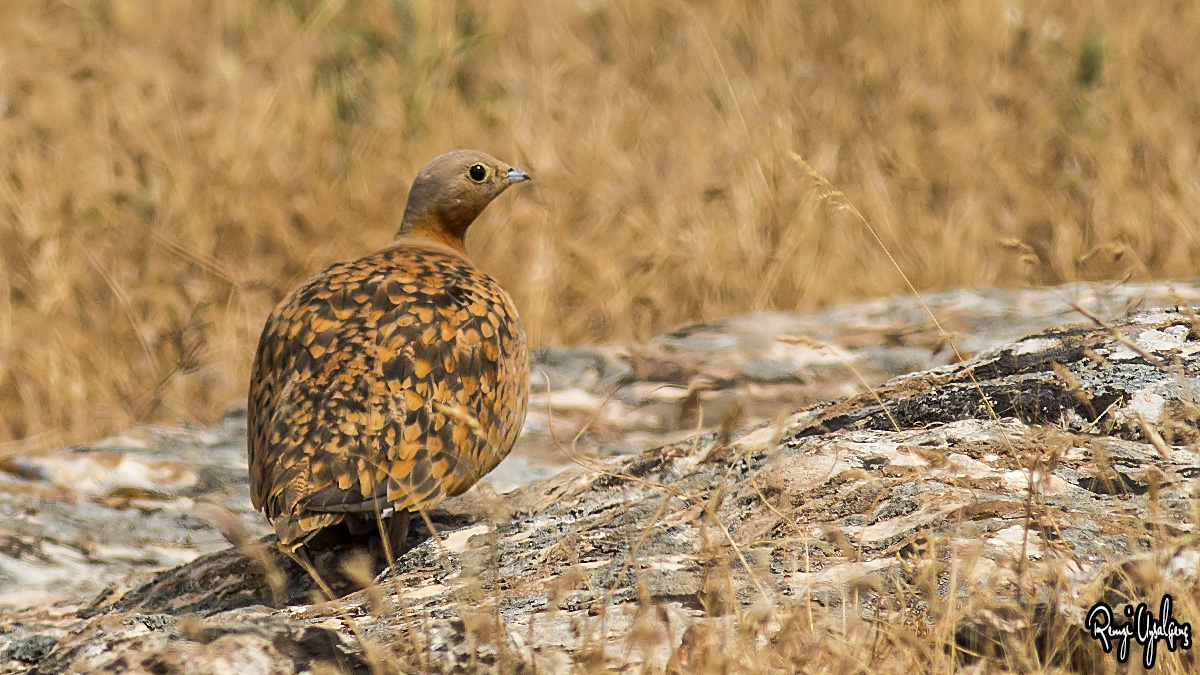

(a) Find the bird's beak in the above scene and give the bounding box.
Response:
[506,167,531,183]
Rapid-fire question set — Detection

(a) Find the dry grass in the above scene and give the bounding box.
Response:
[2,0,1199,446]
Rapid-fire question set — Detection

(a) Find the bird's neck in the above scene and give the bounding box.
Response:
[398,216,470,257]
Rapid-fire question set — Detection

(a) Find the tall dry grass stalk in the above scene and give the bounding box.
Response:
[1,0,1198,446]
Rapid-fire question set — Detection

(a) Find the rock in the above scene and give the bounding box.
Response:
[3,637,57,665]
[3,282,1200,673]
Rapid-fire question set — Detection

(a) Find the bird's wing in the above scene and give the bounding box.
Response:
[247,246,528,546]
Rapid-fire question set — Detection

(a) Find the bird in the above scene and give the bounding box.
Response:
[247,149,531,563]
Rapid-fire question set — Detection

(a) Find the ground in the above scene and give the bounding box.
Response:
[2,282,1199,673]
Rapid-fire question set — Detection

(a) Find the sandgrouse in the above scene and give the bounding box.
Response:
[248,150,531,560]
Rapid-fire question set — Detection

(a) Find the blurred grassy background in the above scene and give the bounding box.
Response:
[1,0,1198,449]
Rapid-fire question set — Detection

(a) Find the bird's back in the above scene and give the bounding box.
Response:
[248,240,529,549]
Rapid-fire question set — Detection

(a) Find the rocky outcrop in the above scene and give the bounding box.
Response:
[2,282,1200,673]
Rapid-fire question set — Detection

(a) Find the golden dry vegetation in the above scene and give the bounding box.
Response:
[2,0,1199,447]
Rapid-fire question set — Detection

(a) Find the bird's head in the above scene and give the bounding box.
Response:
[398,149,531,253]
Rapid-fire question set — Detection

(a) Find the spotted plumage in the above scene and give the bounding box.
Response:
[248,150,531,556]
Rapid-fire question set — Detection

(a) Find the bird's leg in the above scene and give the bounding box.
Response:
[384,510,411,566]
[345,513,374,536]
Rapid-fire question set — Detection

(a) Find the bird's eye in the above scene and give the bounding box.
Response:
[468,164,488,182]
